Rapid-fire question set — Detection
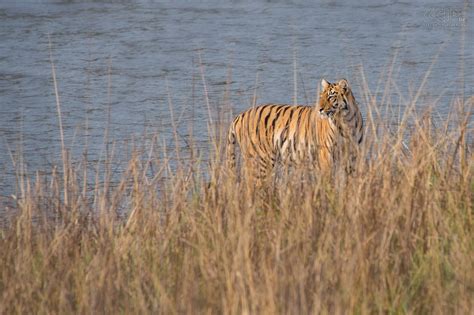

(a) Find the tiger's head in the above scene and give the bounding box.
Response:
[318,79,354,118]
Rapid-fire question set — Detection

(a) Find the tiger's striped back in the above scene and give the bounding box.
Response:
[227,79,363,177]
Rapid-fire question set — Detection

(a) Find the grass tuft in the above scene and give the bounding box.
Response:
[0,73,473,313]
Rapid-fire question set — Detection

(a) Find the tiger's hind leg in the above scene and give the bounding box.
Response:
[255,157,277,210]
[257,157,275,185]
[242,156,272,185]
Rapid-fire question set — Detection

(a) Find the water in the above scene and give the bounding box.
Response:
[0,0,472,197]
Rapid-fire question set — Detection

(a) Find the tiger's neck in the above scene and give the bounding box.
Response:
[334,97,362,143]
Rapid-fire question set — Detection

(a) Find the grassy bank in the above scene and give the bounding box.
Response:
[0,87,473,313]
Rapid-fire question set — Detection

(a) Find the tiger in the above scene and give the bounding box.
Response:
[226,78,364,179]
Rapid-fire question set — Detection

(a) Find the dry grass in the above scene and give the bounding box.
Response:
[0,62,473,314]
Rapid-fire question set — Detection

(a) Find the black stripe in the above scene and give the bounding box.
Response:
[265,105,281,140]
[292,107,305,153]
[238,112,247,143]
[280,107,296,148]
[254,106,266,135]
[263,109,273,127]
[260,106,275,144]
[287,107,297,125]
[270,105,290,135]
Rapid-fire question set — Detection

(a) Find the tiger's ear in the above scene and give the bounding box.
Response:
[321,79,330,90]
[338,79,349,89]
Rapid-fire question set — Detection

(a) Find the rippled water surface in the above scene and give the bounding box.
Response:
[0,0,472,196]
